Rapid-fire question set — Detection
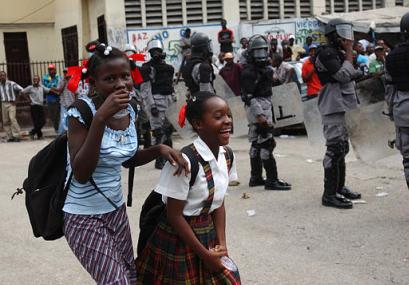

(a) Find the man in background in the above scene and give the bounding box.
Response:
[42,64,60,132]
[0,71,23,142]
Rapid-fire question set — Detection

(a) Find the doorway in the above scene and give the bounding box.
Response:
[97,15,108,44]
[61,25,79,67]
[3,32,31,86]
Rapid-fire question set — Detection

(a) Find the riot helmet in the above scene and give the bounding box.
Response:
[191,32,213,58]
[325,18,354,47]
[248,34,269,65]
[124,43,136,56]
[147,39,166,61]
[400,12,409,33]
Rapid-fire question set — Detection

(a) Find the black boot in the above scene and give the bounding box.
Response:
[322,158,352,209]
[337,158,361,200]
[249,157,264,187]
[263,158,291,191]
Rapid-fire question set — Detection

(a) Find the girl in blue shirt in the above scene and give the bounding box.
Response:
[64,42,188,284]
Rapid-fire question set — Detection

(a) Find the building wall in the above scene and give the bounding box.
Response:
[0,0,55,24]
[87,0,106,42]
[0,0,61,62]
[0,25,62,62]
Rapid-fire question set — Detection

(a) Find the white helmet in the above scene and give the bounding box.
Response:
[147,39,164,53]
[124,43,136,53]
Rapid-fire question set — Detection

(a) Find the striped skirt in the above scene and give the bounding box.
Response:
[64,204,137,285]
[136,213,241,285]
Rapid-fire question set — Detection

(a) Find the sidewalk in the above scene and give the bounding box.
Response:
[0,127,57,142]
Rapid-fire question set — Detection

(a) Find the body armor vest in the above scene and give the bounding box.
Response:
[143,61,174,95]
[386,42,409,91]
[314,45,344,85]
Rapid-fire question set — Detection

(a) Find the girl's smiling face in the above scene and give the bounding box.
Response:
[193,96,232,151]
[91,57,133,98]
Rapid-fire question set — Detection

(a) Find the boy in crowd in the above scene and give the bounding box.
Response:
[21,75,54,139]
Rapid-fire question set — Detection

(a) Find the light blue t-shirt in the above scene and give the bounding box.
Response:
[63,97,138,215]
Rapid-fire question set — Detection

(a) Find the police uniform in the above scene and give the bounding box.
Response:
[240,35,291,191]
[314,18,362,208]
[182,32,215,95]
[385,39,409,188]
[182,57,215,94]
[140,41,175,169]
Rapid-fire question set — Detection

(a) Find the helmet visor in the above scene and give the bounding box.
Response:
[336,24,354,41]
[253,48,268,61]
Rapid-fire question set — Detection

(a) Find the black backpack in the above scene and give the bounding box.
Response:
[14,98,138,241]
[136,144,233,256]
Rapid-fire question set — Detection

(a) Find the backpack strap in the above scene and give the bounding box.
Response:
[223,145,234,173]
[180,143,199,188]
[70,99,94,129]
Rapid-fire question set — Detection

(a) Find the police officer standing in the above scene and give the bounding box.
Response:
[182,32,215,94]
[314,19,362,209]
[240,35,291,191]
[385,12,409,189]
[140,39,175,169]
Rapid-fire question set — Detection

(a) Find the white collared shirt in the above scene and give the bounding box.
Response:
[155,137,238,216]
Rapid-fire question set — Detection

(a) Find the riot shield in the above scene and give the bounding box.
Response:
[346,77,396,162]
[302,97,325,147]
[271,82,304,129]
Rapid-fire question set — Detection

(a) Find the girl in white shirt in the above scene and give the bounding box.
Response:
[136,92,241,284]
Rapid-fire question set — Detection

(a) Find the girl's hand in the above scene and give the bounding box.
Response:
[213,244,228,257]
[203,249,226,273]
[158,145,190,176]
[96,89,130,121]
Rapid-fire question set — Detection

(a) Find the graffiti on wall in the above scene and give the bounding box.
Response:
[295,19,325,44]
[128,25,234,69]
[253,22,296,44]
[251,18,325,46]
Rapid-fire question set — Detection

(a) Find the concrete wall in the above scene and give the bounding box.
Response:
[0,25,62,62]
[54,0,85,58]
[0,0,54,24]
[87,0,106,42]
[105,0,127,49]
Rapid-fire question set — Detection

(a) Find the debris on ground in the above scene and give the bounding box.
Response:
[352,199,367,204]
[246,209,256,217]
[241,193,250,199]
[376,192,389,197]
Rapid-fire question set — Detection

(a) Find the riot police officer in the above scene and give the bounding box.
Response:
[182,32,215,94]
[314,18,362,209]
[240,35,291,191]
[140,39,175,169]
[385,12,409,189]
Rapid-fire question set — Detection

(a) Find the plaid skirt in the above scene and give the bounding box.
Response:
[136,213,241,285]
[64,205,137,285]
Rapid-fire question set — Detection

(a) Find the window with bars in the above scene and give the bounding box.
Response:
[334,0,345,12]
[375,0,383,8]
[186,0,203,24]
[284,0,296,19]
[300,0,311,18]
[240,0,248,20]
[125,0,142,28]
[166,0,183,25]
[396,0,404,6]
[349,0,359,12]
[206,0,223,22]
[145,0,163,26]
[268,0,280,19]
[362,0,373,10]
[326,0,331,13]
[251,0,264,20]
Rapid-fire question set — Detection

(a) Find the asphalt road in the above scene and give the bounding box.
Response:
[1,135,409,285]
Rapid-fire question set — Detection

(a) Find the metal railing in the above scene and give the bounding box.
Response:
[0,60,67,87]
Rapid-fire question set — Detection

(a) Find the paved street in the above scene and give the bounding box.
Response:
[1,134,409,285]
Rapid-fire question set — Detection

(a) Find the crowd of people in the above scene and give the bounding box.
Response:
[0,64,79,142]
[3,13,409,284]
